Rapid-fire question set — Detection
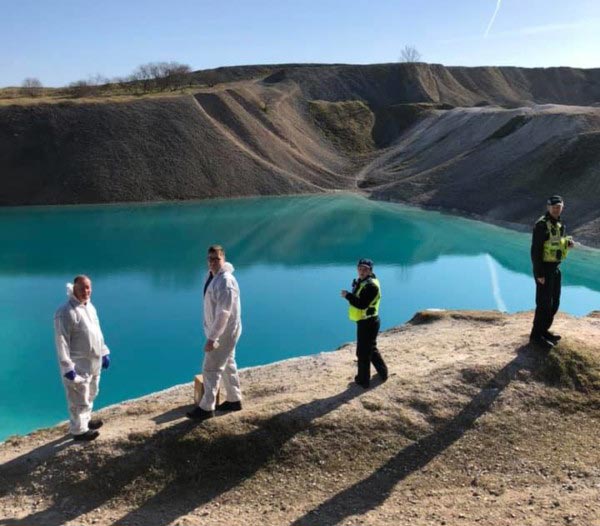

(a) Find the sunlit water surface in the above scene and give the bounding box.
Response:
[1,194,599,440]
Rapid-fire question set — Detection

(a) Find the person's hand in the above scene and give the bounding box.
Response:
[102,355,111,369]
[567,237,575,248]
[64,370,76,381]
[204,340,215,352]
[341,290,348,298]
[536,277,545,285]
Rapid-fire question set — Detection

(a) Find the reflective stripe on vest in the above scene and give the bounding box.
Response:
[348,277,381,322]
[540,216,569,263]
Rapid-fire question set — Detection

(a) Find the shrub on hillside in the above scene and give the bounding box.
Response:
[21,77,43,97]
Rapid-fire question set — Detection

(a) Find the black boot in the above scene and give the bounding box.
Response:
[72,430,100,442]
[354,375,370,389]
[529,334,555,351]
[186,407,215,421]
[544,331,561,344]
[216,401,242,412]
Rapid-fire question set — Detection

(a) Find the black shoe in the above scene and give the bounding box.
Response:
[529,335,555,351]
[72,430,100,442]
[88,419,104,430]
[354,375,370,389]
[186,407,215,421]
[377,370,389,382]
[216,401,242,412]
[544,331,561,344]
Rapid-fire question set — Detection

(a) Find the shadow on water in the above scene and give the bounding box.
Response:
[0,384,364,526]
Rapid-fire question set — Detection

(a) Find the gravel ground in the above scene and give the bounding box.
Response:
[1,309,599,526]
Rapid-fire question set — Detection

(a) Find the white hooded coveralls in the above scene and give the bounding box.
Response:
[54,284,110,435]
[200,262,242,411]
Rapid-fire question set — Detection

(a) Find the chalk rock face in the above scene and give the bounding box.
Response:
[1,63,600,245]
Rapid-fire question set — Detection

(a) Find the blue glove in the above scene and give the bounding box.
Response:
[102,355,111,370]
[64,370,76,381]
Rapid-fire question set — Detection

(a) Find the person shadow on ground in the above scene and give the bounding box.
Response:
[292,344,541,526]
[0,383,367,526]
[0,434,73,494]
[1,343,544,526]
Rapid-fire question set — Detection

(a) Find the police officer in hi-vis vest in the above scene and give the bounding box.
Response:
[529,195,575,350]
[341,258,388,388]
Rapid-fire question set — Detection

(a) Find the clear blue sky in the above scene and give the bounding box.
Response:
[1,0,599,87]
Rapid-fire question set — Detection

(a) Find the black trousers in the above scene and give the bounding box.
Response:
[531,265,562,337]
[356,316,388,384]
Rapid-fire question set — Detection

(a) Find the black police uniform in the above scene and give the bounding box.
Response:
[345,274,388,387]
[530,211,566,344]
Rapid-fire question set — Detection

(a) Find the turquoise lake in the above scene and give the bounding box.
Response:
[1,194,599,441]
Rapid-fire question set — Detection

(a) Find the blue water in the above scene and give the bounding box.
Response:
[1,194,599,440]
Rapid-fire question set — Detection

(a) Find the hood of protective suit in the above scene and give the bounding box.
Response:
[219,262,235,274]
[66,282,77,301]
[203,261,241,341]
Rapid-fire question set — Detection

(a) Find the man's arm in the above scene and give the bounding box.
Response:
[561,223,575,248]
[345,282,378,309]
[91,305,110,356]
[54,311,75,375]
[207,285,237,342]
[530,221,546,279]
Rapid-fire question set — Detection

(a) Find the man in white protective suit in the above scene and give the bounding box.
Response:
[187,245,243,421]
[54,275,111,441]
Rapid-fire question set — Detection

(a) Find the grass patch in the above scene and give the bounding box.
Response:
[361,399,384,411]
[538,339,600,393]
[460,366,497,388]
[372,103,433,147]
[0,84,214,107]
[308,99,375,153]
[409,310,504,325]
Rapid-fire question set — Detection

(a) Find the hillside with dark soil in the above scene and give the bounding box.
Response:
[273,63,600,107]
[0,87,353,205]
[360,104,600,246]
[1,63,600,244]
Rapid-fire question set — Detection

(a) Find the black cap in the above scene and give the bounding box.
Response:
[547,195,563,205]
[357,258,373,269]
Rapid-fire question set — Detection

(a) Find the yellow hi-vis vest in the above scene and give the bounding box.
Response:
[540,216,570,263]
[348,277,381,322]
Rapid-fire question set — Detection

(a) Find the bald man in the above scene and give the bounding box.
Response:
[54,275,111,441]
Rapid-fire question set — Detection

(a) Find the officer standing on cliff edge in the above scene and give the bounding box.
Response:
[341,258,388,388]
[529,195,575,350]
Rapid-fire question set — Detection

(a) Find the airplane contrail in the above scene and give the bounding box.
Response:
[484,0,502,38]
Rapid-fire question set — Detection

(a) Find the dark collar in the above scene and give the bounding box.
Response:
[359,273,376,283]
